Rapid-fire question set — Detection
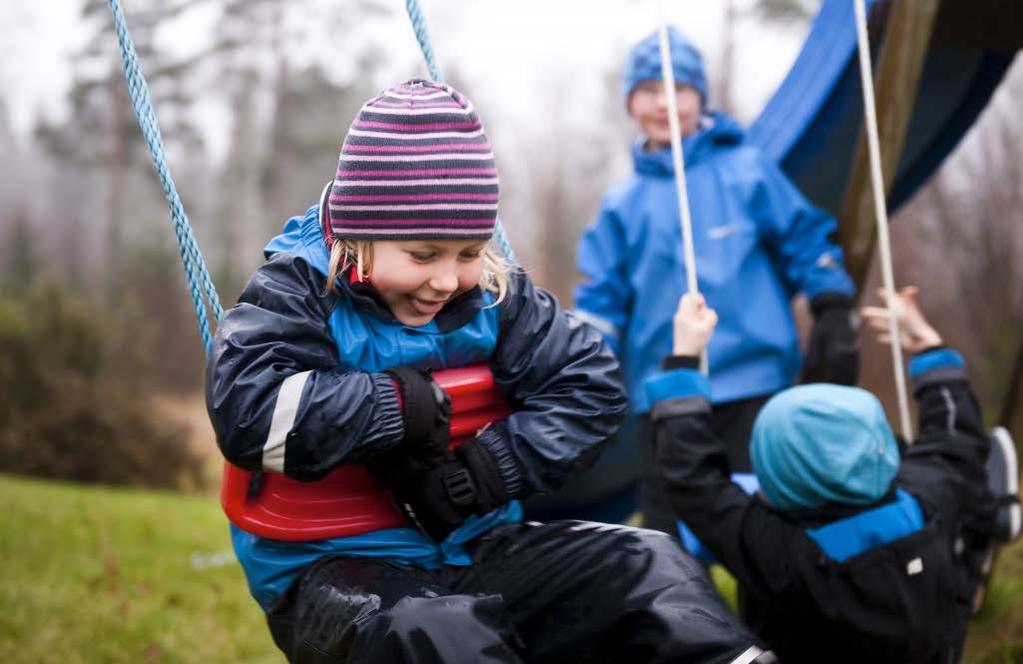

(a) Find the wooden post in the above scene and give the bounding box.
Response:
[837,0,941,291]
[999,338,1023,452]
[931,0,1023,50]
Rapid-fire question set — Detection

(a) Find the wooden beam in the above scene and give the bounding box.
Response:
[837,0,942,291]
[999,337,1023,449]
[931,0,1023,51]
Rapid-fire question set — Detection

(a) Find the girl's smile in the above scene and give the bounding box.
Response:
[408,295,448,317]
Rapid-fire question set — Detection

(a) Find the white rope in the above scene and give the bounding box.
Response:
[853,0,913,439]
[656,3,707,374]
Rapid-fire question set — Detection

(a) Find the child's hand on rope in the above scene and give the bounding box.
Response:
[673,293,718,357]
[860,286,943,354]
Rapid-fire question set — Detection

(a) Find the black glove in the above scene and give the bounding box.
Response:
[802,292,859,385]
[385,365,451,462]
[373,439,509,541]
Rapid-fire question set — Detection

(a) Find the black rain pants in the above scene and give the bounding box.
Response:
[265,520,770,663]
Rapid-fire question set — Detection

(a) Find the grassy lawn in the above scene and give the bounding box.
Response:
[0,474,276,663]
[964,538,1023,663]
[0,473,1019,662]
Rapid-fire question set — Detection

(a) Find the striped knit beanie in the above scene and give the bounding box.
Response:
[325,79,499,243]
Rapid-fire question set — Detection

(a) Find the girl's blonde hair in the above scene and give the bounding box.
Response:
[325,240,511,306]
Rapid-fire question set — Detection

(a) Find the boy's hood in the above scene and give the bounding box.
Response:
[750,383,900,512]
[632,111,744,177]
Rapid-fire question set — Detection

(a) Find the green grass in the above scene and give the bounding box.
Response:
[963,538,1023,663]
[0,474,277,663]
[0,473,1019,662]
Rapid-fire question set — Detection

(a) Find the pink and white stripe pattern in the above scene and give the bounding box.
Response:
[325,80,499,242]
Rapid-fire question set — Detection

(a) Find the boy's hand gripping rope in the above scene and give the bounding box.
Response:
[107,0,223,357]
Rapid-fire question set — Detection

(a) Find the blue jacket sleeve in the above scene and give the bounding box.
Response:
[752,154,855,299]
[205,253,404,481]
[572,202,633,353]
[477,270,629,497]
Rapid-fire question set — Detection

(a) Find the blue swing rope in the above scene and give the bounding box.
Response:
[107,0,222,356]
[403,0,517,264]
[404,0,444,84]
[107,0,517,357]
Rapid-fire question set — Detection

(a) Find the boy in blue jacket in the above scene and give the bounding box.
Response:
[645,287,1002,662]
[207,79,772,664]
[574,27,859,534]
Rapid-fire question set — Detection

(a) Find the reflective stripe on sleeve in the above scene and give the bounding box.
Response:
[262,371,312,473]
[730,646,776,664]
[570,309,621,340]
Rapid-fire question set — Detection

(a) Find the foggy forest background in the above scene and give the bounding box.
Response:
[1,0,1021,490]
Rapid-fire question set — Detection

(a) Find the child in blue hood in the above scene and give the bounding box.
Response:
[207,80,773,664]
[646,286,998,662]
[574,27,859,534]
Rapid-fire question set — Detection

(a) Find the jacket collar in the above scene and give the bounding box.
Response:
[771,488,902,529]
[632,111,744,177]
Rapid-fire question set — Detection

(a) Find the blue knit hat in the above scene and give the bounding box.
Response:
[750,384,900,511]
[622,27,708,104]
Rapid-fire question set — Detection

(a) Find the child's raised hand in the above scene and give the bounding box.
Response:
[860,286,943,353]
[673,293,718,357]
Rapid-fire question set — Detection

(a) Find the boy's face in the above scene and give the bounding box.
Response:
[369,239,488,326]
[627,81,702,149]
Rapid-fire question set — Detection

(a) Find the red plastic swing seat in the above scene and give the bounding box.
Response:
[220,364,513,541]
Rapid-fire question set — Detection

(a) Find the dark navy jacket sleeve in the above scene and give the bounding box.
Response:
[751,153,854,299]
[896,349,989,525]
[477,270,628,498]
[205,253,403,481]
[572,202,633,354]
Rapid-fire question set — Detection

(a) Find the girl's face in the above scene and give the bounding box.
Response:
[369,239,488,326]
[627,81,702,149]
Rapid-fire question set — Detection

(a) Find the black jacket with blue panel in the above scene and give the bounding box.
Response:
[647,349,986,664]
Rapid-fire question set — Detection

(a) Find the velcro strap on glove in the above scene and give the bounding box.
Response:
[455,439,509,515]
[442,466,477,507]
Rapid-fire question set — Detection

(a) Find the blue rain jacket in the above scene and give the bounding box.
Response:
[207,200,626,608]
[575,113,853,412]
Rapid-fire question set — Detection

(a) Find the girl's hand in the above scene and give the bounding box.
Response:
[860,286,943,354]
[673,293,718,357]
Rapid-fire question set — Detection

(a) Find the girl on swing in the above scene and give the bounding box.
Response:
[206,79,771,664]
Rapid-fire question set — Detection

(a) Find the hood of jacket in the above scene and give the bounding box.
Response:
[263,183,333,277]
